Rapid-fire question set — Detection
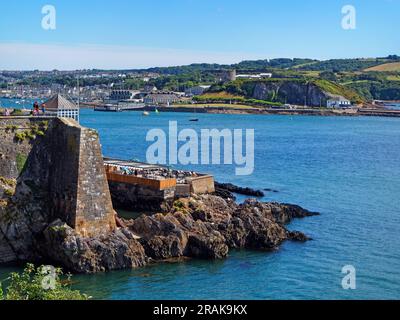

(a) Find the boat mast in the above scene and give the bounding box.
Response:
[77,76,80,109]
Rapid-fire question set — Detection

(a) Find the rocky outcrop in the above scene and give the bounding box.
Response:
[0,117,319,274]
[40,220,147,273]
[251,81,329,107]
[214,182,264,199]
[121,195,318,267]
[1,193,318,273]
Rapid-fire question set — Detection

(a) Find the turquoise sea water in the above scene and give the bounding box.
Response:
[1,102,400,300]
[0,97,44,110]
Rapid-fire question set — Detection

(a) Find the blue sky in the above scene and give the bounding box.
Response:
[0,0,399,70]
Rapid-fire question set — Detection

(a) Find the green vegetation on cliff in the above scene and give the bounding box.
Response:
[313,79,364,103]
[16,153,27,174]
[193,91,281,107]
[203,78,363,106]
[340,72,400,100]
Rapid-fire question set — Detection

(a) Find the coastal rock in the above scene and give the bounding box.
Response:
[215,182,264,198]
[287,231,311,242]
[268,202,320,224]
[122,195,317,266]
[0,118,318,274]
[126,209,229,260]
[264,188,279,193]
[41,220,147,273]
[1,190,317,273]
[252,81,329,107]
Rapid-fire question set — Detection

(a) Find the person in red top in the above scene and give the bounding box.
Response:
[33,101,39,116]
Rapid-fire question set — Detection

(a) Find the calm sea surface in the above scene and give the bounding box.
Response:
[1,100,400,299]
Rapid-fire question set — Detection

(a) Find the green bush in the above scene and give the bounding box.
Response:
[3,189,14,197]
[26,131,36,140]
[0,177,16,187]
[173,200,188,214]
[5,125,18,132]
[14,131,26,142]
[0,264,89,300]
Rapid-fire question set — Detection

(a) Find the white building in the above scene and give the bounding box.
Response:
[235,73,272,80]
[327,96,352,109]
[236,74,261,79]
[44,94,80,122]
[259,73,273,78]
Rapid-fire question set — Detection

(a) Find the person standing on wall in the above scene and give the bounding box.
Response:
[33,101,39,116]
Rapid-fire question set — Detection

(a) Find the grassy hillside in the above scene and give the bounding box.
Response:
[193,91,281,107]
[298,58,388,72]
[313,79,364,103]
[365,62,400,72]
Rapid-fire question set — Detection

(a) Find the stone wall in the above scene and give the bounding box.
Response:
[0,117,116,264]
[108,180,175,212]
[108,175,215,212]
[76,125,116,236]
[0,117,46,179]
[187,175,215,194]
[43,118,116,236]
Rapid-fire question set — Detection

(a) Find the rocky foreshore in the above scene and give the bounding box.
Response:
[0,117,319,274]
[40,194,318,273]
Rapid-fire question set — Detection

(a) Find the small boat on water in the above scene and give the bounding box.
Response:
[189,106,198,121]
[143,111,150,116]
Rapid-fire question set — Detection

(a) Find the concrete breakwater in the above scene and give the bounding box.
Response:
[0,116,318,273]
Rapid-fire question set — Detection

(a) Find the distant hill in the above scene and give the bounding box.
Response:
[133,56,400,74]
[365,62,400,72]
[297,58,390,72]
[136,58,318,75]
[234,58,317,70]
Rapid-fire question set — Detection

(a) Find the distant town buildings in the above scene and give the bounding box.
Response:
[144,92,180,105]
[143,85,158,93]
[109,90,132,101]
[185,85,211,96]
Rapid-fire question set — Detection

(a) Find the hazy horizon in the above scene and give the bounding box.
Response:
[0,44,397,72]
[1,0,399,70]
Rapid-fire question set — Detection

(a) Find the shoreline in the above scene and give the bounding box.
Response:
[80,101,400,118]
[145,105,400,118]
